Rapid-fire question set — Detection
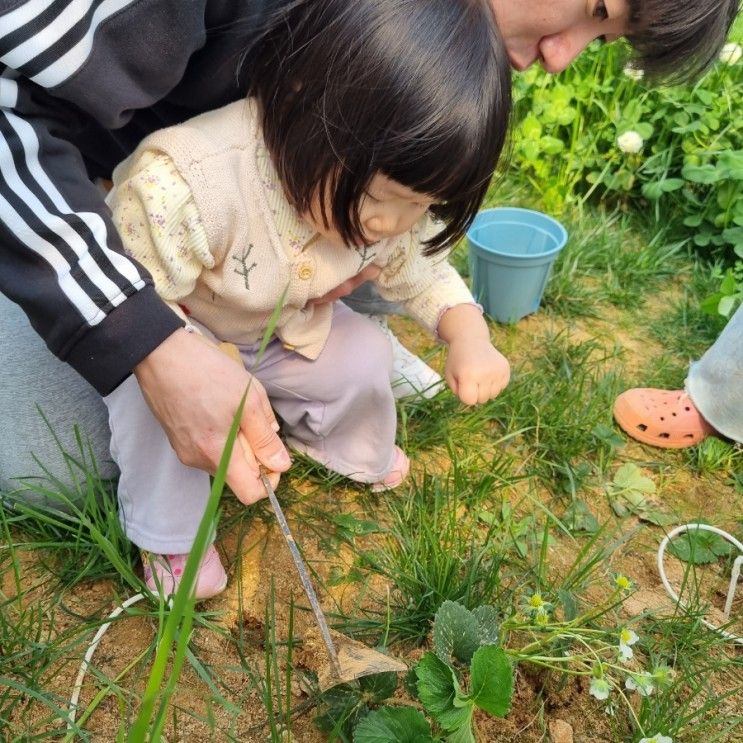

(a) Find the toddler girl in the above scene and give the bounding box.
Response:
[105,0,512,598]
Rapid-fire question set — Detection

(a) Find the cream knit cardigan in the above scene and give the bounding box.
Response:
[108,100,476,358]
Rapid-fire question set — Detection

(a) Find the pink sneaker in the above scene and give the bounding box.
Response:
[371,446,410,492]
[142,544,228,600]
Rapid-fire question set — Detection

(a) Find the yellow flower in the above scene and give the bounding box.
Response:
[614,574,632,592]
[529,594,546,610]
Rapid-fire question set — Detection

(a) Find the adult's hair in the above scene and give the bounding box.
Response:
[627,0,740,81]
[241,0,511,255]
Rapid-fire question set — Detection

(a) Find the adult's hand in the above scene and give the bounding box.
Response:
[133,328,291,503]
[308,263,382,305]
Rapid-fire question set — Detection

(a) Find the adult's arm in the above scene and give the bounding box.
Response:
[0,1,289,499]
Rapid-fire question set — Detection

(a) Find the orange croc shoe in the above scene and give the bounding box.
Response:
[613,388,716,449]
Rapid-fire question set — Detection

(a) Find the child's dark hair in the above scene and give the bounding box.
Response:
[242,0,511,255]
[627,0,740,81]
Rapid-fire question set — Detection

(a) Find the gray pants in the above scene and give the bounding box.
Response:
[0,293,118,507]
[104,303,396,552]
[686,303,743,443]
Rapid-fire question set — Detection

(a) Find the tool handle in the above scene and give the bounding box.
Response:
[259,472,342,675]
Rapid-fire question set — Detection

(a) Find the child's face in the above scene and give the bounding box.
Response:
[489,0,630,73]
[305,174,435,248]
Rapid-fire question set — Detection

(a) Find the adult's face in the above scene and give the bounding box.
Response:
[489,0,632,73]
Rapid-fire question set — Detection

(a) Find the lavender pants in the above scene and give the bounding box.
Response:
[103,303,396,552]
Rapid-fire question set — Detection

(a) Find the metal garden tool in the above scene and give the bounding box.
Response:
[258,471,407,689]
[217,342,407,688]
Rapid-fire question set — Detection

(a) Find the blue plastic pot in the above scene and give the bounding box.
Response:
[466,207,568,323]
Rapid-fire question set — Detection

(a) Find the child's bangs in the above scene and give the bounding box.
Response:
[381,126,500,207]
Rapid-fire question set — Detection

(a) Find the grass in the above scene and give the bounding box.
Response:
[2,185,742,741]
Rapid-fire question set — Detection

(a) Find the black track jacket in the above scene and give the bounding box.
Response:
[0,0,279,394]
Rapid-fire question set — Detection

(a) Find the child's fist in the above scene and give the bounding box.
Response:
[445,339,510,405]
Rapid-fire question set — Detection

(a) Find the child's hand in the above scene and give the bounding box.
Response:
[437,304,510,405]
[445,338,510,405]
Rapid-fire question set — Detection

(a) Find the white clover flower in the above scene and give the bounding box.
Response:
[638,735,672,743]
[623,63,645,80]
[617,131,644,154]
[626,671,655,697]
[719,42,742,65]
[618,627,639,661]
[590,677,611,700]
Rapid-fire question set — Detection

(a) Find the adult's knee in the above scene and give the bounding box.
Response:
[0,295,117,506]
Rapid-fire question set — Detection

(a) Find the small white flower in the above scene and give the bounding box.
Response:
[623,63,645,80]
[638,735,673,743]
[618,627,639,661]
[719,42,742,65]
[617,131,644,154]
[590,677,611,700]
[625,671,655,697]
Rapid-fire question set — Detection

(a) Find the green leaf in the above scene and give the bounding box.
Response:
[638,510,677,526]
[541,136,565,155]
[416,653,472,732]
[415,653,457,714]
[332,513,383,537]
[612,463,656,495]
[469,647,513,718]
[315,684,367,737]
[608,463,656,518]
[634,122,653,139]
[682,164,722,184]
[446,724,476,743]
[472,606,500,646]
[433,601,480,665]
[720,269,738,295]
[360,671,399,703]
[700,292,724,316]
[660,178,685,192]
[668,526,733,565]
[717,150,743,179]
[722,227,743,248]
[719,295,738,317]
[683,214,704,227]
[696,88,715,106]
[563,500,599,534]
[641,181,664,201]
[353,707,434,743]
[591,423,625,448]
[558,589,579,621]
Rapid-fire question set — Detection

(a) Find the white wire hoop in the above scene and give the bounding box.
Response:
[68,592,146,730]
[657,523,743,645]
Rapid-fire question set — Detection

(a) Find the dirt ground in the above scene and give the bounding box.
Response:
[3,303,742,742]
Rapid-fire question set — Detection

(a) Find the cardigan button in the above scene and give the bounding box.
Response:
[297,262,314,280]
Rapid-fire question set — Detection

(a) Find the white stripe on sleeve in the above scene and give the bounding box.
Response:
[1,110,147,321]
[2,0,94,70]
[0,0,60,42]
[0,188,107,324]
[32,0,137,88]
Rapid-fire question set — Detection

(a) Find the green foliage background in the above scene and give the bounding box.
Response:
[506,21,743,317]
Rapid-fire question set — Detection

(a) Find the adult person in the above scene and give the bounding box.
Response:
[0,0,738,506]
[614,305,742,447]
